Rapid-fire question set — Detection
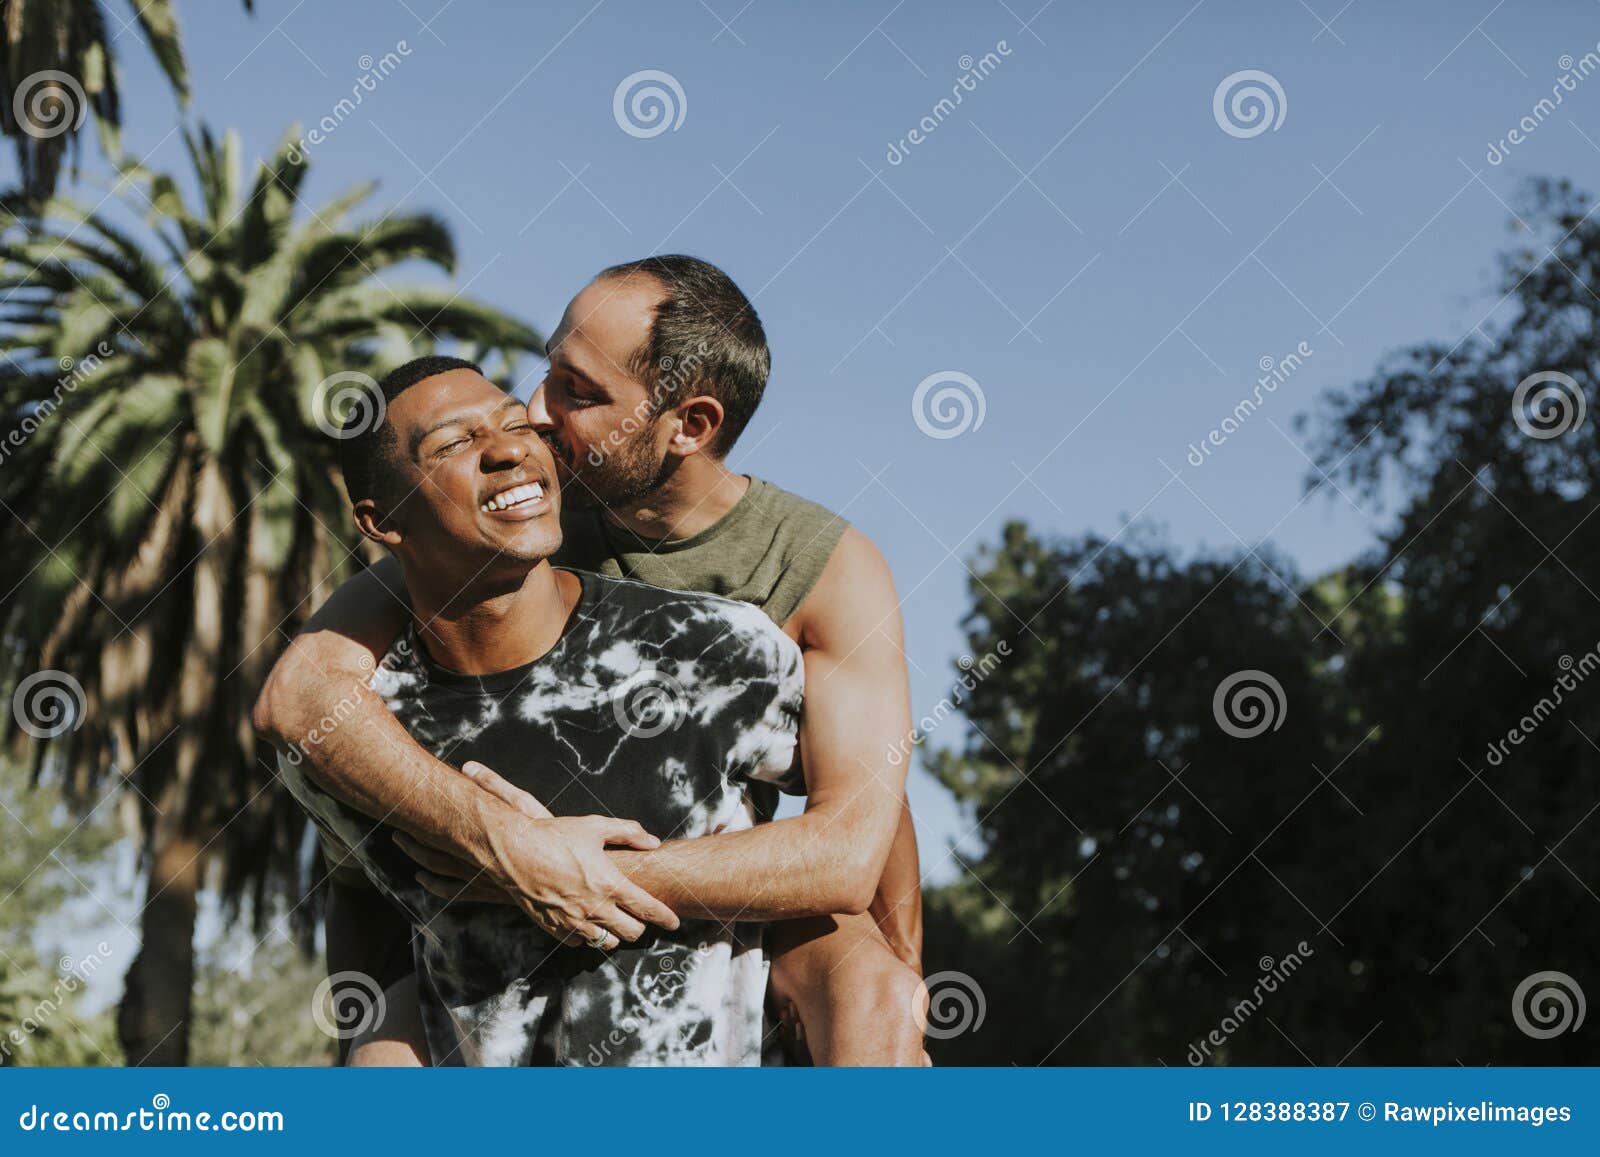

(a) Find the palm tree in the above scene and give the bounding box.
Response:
[1,0,254,197]
[0,124,545,1064]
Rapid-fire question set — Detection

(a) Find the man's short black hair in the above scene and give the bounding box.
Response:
[337,355,482,505]
[594,254,769,455]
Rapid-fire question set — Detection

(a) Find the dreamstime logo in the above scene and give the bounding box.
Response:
[613,70,687,138]
[314,372,385,439]
[311,970,387,1040]
[1212,70,1287,138]
[285,41,413,164]
[1,941,113,1061]
[1187,342,1313,466]
[914,971,986,1040]
[12,670,86,739]
[912,371,986,439]
[13,70,88,140]
[611,669,688,738]
[885,40,1013,165]
[0,341,115,468]
[886,642,1012,767]
[1512,970,1585,1039]
[1512,371,1586,440]
[1212,669,1286,739]
[1187,941,1314,1064]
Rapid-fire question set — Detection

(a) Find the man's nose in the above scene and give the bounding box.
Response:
[527,384,554,431]
[483,429,530,470]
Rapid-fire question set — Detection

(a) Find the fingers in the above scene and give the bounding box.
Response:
[567,923,619,951]
[461,760,552,819]
[415,871,509,905]
[610,875,681,932]
[595,904,647,944]
[394,832,475,881]
[592,817,661,851]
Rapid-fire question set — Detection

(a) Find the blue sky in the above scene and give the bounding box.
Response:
[58,0,1600,875]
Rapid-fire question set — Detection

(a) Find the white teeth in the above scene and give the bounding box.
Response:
[480,482,545,513]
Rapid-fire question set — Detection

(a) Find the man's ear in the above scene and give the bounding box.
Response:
[353,497,404,547]
[667,394,725,458]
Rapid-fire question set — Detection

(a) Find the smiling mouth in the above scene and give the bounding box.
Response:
[479,480,549,515]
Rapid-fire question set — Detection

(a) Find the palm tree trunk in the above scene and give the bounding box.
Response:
[117,836,202,1066]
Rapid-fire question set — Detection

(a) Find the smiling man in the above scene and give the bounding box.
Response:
[276,355,847,1064]
[256,257,925,1065]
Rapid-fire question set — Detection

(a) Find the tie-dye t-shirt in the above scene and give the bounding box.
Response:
[278,568,804,1066]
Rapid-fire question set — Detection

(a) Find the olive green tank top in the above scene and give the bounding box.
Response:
[552,477,848,627]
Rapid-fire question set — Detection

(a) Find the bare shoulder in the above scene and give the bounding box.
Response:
[792,526,902,651]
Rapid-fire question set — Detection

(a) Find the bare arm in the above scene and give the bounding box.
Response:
[871,800,923,969]
[607,530,913,921]
[252,558,678,945]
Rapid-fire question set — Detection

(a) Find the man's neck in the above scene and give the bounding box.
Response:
[606,456,749,542]
[403,559,578,676]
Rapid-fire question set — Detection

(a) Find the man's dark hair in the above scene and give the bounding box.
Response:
[337,355,483,505]
[594,254,769,454]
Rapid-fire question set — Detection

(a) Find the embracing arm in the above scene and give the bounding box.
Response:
[872,799,924,969]
[252,558,676,945]
[608,530,913,922]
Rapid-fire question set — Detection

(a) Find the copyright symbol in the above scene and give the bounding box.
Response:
[1357,1102,1376,1121]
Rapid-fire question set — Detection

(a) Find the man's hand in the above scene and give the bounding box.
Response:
[396,761,680,949]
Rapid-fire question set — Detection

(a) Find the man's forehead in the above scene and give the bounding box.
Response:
[553,278,659,354]
[392,370,514,433]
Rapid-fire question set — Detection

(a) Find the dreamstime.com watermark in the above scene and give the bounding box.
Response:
[285,41,414,164]
[581,944,716,1065]
[1512,370,1586,440]
[1,943,112,1061]
[17,1095,283,1134]
[1212,669,1287,739]
[885,40,1013,165]
[1512,970,1585,1039]
[913,970,986,1040]
[1186,942,1315,1064]
[1483,646,1600,768]
[912,370,987,439]
[11,70,87,140]
[1186,342,1313,466]
[886,642,1011,767]
[613,70,687,138]
[0,342,116,468]
[1487,47,1600,165]
[585,342,710,467]
[1213,69,1287,138]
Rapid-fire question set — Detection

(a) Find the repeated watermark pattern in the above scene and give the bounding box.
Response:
[313,371,386,440]
[914,970,986,1040]
[1487,46,1600,165]
[12,70,88,140]
[912,370,987,439]
[886,642,1011,767]
[285,42,414,163]
[1484,647,1600,767]
[1187,943,1315,1065]
[1212,669,1287,739]
[1,943,113,1062]
[1212,69,1287,139]
[1512,370,1586,440]
[1186,342,1314,467]
[613,70,687,138]
[1511,970,1585,1039]
[310,970,388,1041]
[610,668,689,739]
[0,342,116,468]
[11,670,86,740]
[885,40,1013,165]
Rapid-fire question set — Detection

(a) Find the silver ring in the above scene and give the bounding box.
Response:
[585,931,610,950]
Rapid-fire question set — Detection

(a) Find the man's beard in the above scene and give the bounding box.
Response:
[548,427,674,512]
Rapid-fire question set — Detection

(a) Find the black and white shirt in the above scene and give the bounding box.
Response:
[279,569,804,1065]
